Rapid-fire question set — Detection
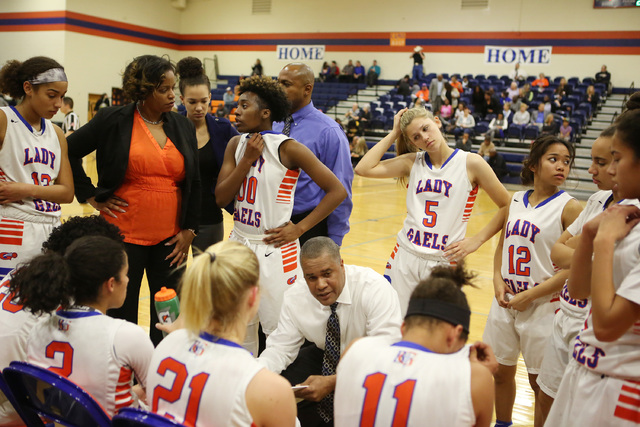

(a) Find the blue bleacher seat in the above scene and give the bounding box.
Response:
[508,124,524,140]
[474,121,489,135]
[568,77,580,85]
[379,95,390,103]
[553,77,564,84]
[370,119,385,130]
[524,125,540,140]
[582,77,594,85]
[474,74,486,80]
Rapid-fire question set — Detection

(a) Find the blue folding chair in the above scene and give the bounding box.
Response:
[4,361,111,427]
[0,370,46,426]
[112,407,185,427]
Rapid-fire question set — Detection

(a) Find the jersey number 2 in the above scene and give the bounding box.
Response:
[152,358,210,426]
[361,372,416,427]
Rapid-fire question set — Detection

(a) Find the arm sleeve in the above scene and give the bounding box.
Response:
[363,275,403,340]
[113,323,155,388]
[319,127,353,246]
[257,298,306,374]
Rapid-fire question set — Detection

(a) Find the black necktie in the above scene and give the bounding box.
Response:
[318,302,340,422]
[282,115,293,136]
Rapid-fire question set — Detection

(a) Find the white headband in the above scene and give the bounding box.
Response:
[28,68,68,85]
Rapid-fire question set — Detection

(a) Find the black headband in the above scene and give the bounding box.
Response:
[405,298,470,333]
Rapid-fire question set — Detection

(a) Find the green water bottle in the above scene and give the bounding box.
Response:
[154,287,180,336]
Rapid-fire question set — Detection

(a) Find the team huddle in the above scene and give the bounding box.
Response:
[0,53,639,427]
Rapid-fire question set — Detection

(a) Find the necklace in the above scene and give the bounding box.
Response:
[136,103,163,125]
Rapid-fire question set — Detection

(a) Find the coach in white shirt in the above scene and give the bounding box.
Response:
[259,236,402,425]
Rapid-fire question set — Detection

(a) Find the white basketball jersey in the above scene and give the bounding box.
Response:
[560,190,614,317]
[27,308,152,416]
[335,336,475,427]
[572,224,640,379]
[148,329,263,427]
[0,107,62,218]
[0,275,40,369]
[501,190,573,296]
[399,149,477,259]
[233,131,299,236]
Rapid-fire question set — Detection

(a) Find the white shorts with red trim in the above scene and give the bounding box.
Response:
[547,359,640,426]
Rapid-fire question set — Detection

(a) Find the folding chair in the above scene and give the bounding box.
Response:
[0,370,45,426]
[4,361,111,427]
[112,407,185,427]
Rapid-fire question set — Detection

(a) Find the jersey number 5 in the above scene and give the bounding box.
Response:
[152,358,210,426]
[361,372,416,427]
[422,201,438,228]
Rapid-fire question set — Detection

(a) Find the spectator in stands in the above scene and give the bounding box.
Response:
[477,134,495,159]
[446,102,466,133]
[508,62,527,82]
[454,106,475,138]
[455,132,473,152]
[542,114,558,136]
[487,148,508,181]
[531,103,549,130]
[471,85,485,113]
[595,64,611,94]
[61,96,80,137]
[353,61,365,83]
[586,85,599,112]
[542,95,552,115]
[502,102,512,122]
[440,97,453,121]
[489,112,508,142]
[319,62,330,82]
[555,77,572,98]
[507,82,520,100]
[328,61,339,82]
[367,60,380,86]
[512,103,531,136]
[510,95,522,113]
[251,58,263,76]
[480,92,501,118]
[339,60,355,83]
[223,86,235,114]
[429,74,446,114]
[396,75,412,97]
[410,81,421,99]
[450,75,463,94]
[415,83,429,101]
[413,97,426,109]
[531,73,549,92]
[233,75,245,96]
[499,91,511,107]
[462,76,471,90]
[449,82,461,108]
[344,103,361,122]
[410,46,425,82]
[350,136,368,168]
[551,93,563,113]
[520,84,534,103]
[559,118,572,141]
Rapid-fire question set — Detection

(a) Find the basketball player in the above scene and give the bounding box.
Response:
[147,241,297,427]
[546,93,640,427]
[355,107,510,315]
[15,236,152,416]
[482,135,582,427]
[215,76,346,354]
[0,56,74,280]
[334,264,496,427]
[536,126,621,423]
[0,216,124,425]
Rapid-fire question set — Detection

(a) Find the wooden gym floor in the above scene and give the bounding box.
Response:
[63,155,572,426]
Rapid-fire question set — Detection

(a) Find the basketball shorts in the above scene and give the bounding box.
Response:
[230,229,302,335]
[0,211,59,280]
[537,308,586,398]
[547,359,640,427]
[483,296,559,373]
[385,241,451,317]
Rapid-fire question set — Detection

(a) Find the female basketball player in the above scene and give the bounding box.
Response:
[334,263,496,427]
[147,241,297,427]
[355,107,510,315]
[0,56,74,280]
[176,57,238,252]
[14,235,153,416]
[536,126,621,424]
[482,135,582,427]
[215,76,346,353]
[546,93,640,427]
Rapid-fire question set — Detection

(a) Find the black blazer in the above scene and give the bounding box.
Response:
[67,103,201,232]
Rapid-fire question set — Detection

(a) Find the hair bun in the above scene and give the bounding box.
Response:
[625,91,640,112]
[429,263,476,289]
[176,57,205,79]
